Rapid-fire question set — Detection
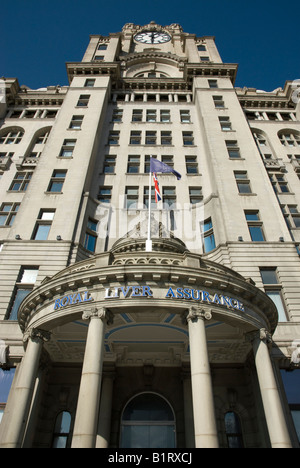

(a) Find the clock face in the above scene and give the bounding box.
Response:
[134,31,171,44]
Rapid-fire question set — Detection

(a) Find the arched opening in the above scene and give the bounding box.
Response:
[120,392,176,448]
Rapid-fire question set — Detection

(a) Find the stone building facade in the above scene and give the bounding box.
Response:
[0,22,299,448]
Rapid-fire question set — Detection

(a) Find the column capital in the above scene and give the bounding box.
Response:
[246,328,272,346]
[82,307,114,325]
[184,306,212,324]
[23,328,51,345]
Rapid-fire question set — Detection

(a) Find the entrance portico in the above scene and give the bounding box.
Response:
[0,235,293,448]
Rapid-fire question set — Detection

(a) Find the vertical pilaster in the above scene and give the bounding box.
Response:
[0,328,50,448]
[71,307,113,448]
[251,329,292,448]
[186,307,219,448]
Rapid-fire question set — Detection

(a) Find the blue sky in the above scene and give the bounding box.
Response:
[2,0,300,91]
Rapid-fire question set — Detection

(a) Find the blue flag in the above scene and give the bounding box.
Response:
[150,157,181,180]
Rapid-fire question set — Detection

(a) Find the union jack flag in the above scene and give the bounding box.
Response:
[153,172,161,203]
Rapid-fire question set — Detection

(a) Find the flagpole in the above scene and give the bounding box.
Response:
[146,168,152,252]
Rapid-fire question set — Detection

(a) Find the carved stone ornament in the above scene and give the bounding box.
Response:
[23,328,51,344]
[246,328,272,345]
[82,307,114,325]
[185,306,212,323]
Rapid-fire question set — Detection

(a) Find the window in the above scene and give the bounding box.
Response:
[0,130,24,145]
[200,56,210,62]
[108,131,120,145]
[234,171,251,194]
[98,186,112,203]
[160,110,170,123]
[6,267,39,320]
[103,155,116,174]
[98,44,107,50]
[0,368,16,421]
[219,116,232,131]
[283,205,300,228]
[9,172,32,192]
[260,268,287,321]
[213,96,224,109]
[144,155,156,173]
[279,132,300,147]
[120,393,176,449]
[112,109,123,122]
[146,131,157,145]
[47,170,67,193]
[32,210,55,240]
[0,203,20,227]
[143,187,155,208]
[208,80,218,88]
[132,110,143,122]
[201,218,216,253]
[125,187,139,209]
[197,44,206,51]
[76,95,90,107]
[94,55,104,61]
[280,370,300,445]
[162,187,176,207]
[161,131,172,145]
[185,156,198,174]
[245,211,265,241]
[183,131,194,146]
[52,411,72,448]
[130,131,141,145]
[225,412,244,448]
[189,187,203,204]
[69,115,83,129]
[146,110,156,122]
[59,139,76,158]
[162,155,173,167]
[127,155,140,173]
[84,218,98,252]
[226,140,241,159]
[180,110,191,123]
[269,173,289,193]
[84,79,95,87]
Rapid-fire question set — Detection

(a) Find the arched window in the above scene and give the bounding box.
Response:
[52,411,72,448]
[0,127,24,145]
[224,411,244,448]
[120,393,176,448]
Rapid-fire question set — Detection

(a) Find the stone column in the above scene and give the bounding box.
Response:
[182,372,195,448]
[96,372,115,448]
[71,307,113,448]
[0,328,50,448]
[186,306,219,448]
[251,329,292,448]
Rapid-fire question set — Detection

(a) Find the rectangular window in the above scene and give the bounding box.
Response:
[103,155,116,174]
[183,131,194,146]
[245,211,265,241]
[280,370,300,444]
[129,131,141,145]
[0,203,20,227]
[213,96,224,108]
[162,187,176,207]
[69,116,83,130]
[189,187,203,204]
[284,205,300,228]
[132,110,143,122]
[76,95,90,107]
[47,170,67,193]
[270,173,289,193]
[145,131,157,145]
[108,131,120,145]
[208,80,218,88]
[144,155,156,173]
[59,139,76,158]
[160,110,170,123]
[98,186,112,203]
[9,172,32,192]
[201,218,216,253]
[112,109,123,122]
[125,187,139,209]
[234,171,252,194]
[161,131,172,145]
[32,210,55,240]
[84,218,98,252]
[226,140,241,159]
[260,268,287,321]
[84,79,95,87]
[143,186,155,208]
[6,267,39,320]
[219,116,232,131]
[180,110,191,123]
[185,156,198,174]
[146,110,157,122]
[127,155,140,173]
